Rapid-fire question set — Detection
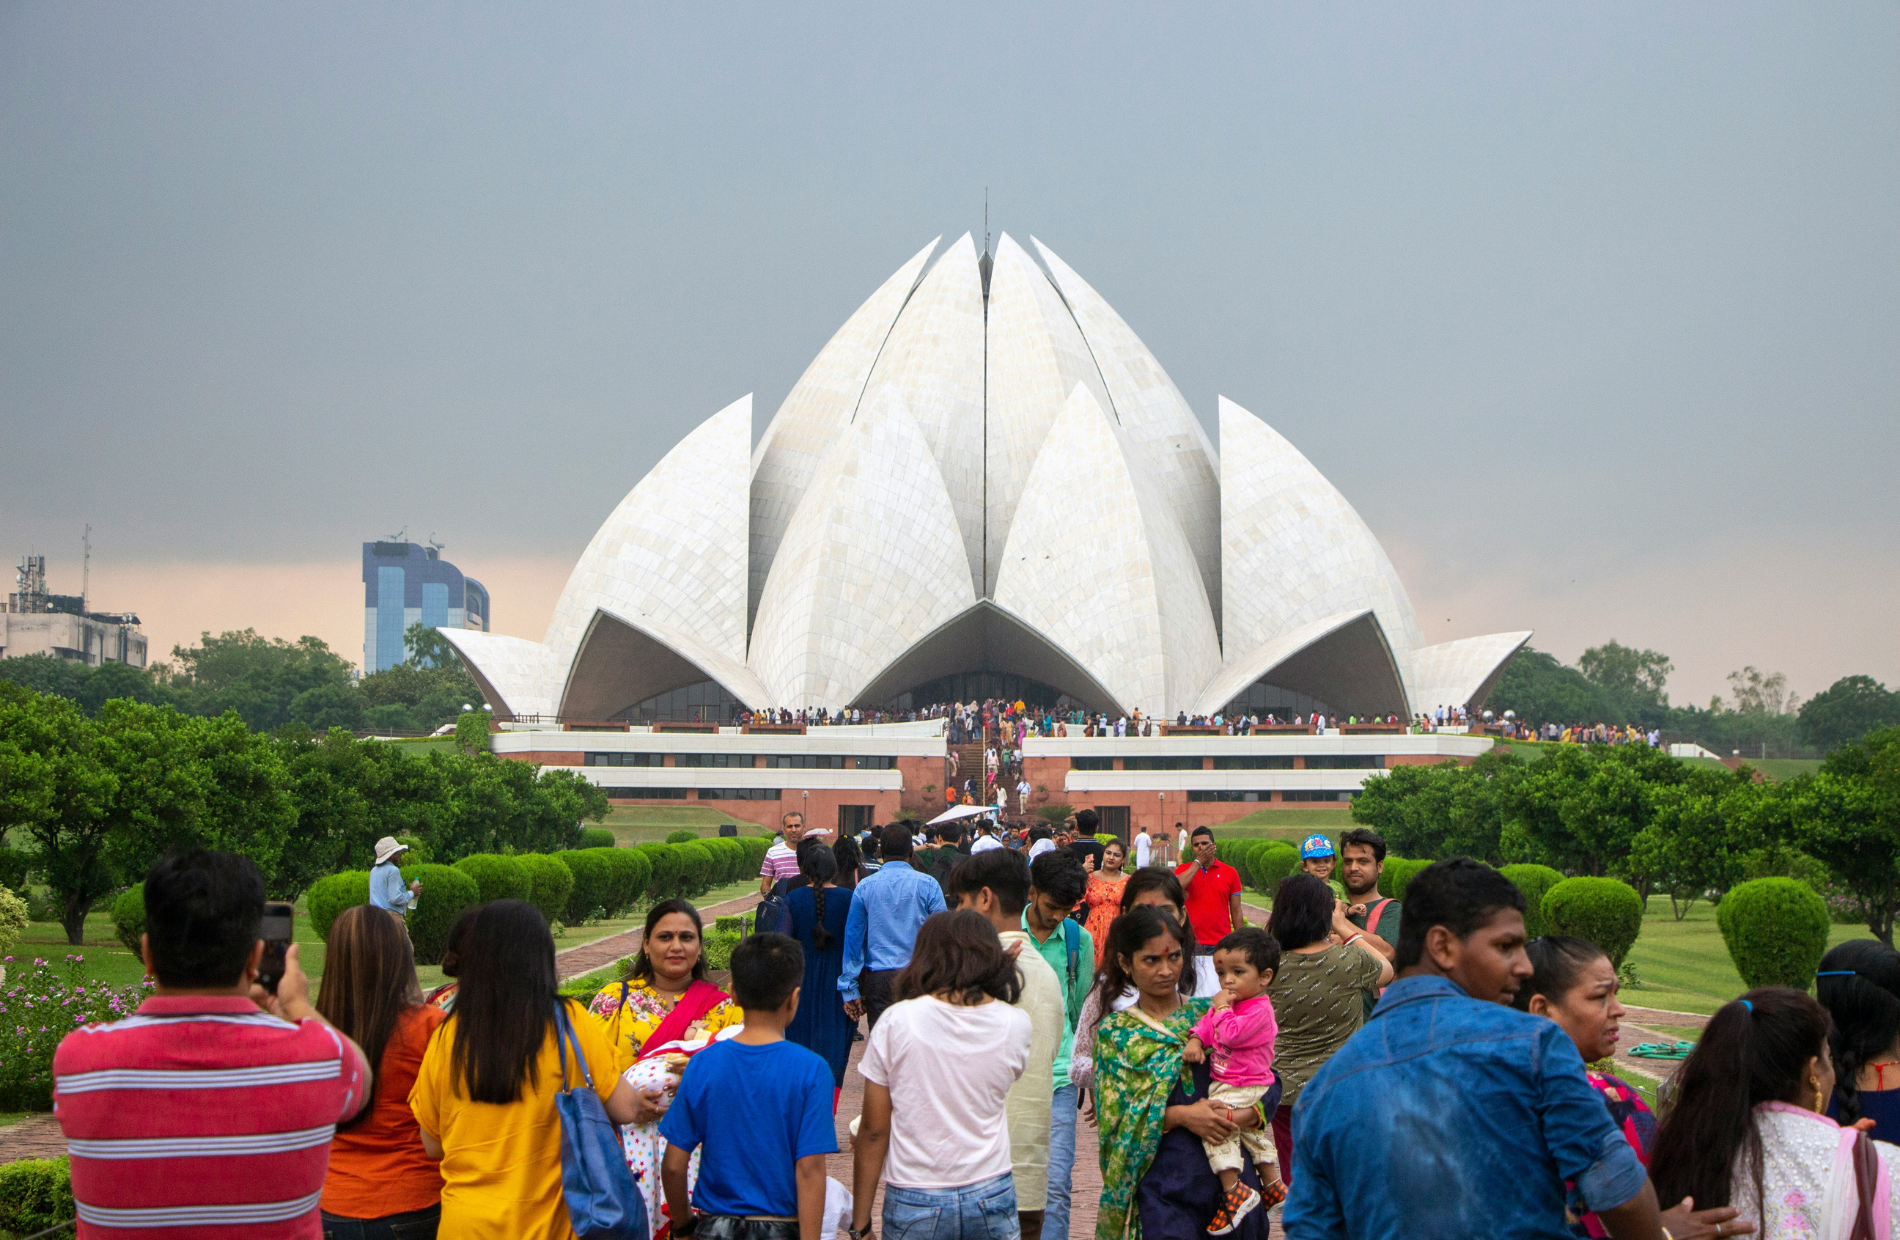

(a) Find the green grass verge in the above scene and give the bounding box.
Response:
[1209,806,1357,844]
[599,806,769,845]
[1621,897,1875,1015]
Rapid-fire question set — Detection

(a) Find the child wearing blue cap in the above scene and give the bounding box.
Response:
[1299,835,1347,900]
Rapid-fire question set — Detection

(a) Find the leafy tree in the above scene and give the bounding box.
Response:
[1488,647,1633,726]
[1352,749,1521,863]
[155,630,354,731]
[1774,726,1900,946]
[403,622,464,671]
[0,685,116,943]
[1798,676,1900,753]
[1726,667,1796,716]
[1628,766,1755,919]
[288,682,366,731]
[1578,641,1673,707]
[0,654,92,702]
[1501,743,1682,881]
[455,710,491,753]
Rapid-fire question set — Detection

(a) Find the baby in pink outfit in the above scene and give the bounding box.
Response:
[1183,926,1283,1235]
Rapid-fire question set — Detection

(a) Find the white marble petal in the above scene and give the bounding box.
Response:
[994,383,1223,718]
[1218,395,1426,697]
[1031,237,1221,629]
[748,238,938,627]
[560,606,773,719]
[1409,631,1534,715]
[854,234,988,592]
[982,233,1115,596]
[543,394,753,684]
[437,630,559,721]
[748,389,979,708]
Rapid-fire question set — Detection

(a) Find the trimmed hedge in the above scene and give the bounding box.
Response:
[666,830,699,844]
[111,883,145,954]
[399,863,481,965]
[738,836,770,877]
[307,871,372,941]
[1500,864,1566,938]
[594,848,652,918]
[1718,877,1832,990]
[1542,877,1644,967]
[578,827,616,850]
[0,1156,73,1237]
[704,837,746,885]
[556,850,615,925]
[1384,858,1433,902]
[454,854,532,904]
[703,926,742,970]
[674,842,717,895]
[1248,843,1300,894]
[517,853,575,927]
[634,843,683,902]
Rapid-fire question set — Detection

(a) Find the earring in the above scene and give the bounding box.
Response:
[1815,1082,1827,1113]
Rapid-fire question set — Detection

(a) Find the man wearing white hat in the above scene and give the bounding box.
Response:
[368,836,420,926]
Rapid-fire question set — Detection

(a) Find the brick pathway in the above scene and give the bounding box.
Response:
[0,1113,67,1164]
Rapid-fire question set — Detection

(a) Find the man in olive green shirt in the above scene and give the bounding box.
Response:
[1338,826,1400,1018]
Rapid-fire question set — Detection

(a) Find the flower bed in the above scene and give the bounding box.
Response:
[0,954,154,1111]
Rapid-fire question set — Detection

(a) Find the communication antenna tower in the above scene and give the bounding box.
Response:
[82,524,91,613]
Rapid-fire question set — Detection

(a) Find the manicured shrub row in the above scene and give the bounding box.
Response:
[1379,858,1431,901]
[112,883,145,954]
[1500,864,1566,938]
[1249,843,1301,894]
[1718,878,1832,989]
[578,827,617,850]
[0,1156,72,1236]
[1542,877,1644,967]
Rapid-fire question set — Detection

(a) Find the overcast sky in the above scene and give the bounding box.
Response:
[3,2,1894,707]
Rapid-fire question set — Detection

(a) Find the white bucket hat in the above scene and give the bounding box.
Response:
[373,836,409,866]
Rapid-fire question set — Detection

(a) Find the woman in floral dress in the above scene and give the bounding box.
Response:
[588,898,743,1239]
[1083,841,1130,968]
[1092,905,1273,1240]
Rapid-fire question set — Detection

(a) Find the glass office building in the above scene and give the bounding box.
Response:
[361,541,489,672]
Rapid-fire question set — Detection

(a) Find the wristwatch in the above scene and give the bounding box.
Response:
[849,1223,874,1239]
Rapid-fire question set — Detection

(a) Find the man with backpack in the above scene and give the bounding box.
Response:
[1022,850,1093,1240]
[1339,827,1401,1018]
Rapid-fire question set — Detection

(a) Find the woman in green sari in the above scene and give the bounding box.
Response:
[1094,906,1276,1240]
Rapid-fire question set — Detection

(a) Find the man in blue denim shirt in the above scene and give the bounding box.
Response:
[1282,859,1665,1240]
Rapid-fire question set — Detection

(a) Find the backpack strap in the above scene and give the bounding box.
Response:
[1062,919,1080,993]
[1364,898,1392,938]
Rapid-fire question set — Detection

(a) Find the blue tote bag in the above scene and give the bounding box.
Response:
[553,1003,650,1240]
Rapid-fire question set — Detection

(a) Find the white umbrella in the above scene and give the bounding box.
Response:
[927,804,996,826]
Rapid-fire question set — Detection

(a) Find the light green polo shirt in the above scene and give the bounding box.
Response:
[1021,908,1094,1091]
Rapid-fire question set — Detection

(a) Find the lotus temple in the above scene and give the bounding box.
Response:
[446,232,1527,833]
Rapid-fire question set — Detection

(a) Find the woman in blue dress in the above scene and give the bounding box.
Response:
[783,835,856,1100]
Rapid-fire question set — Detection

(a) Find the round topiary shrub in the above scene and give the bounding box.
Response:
[111,883,145,954]
[516,853,574,927]
[703,837,744,885]
[307,871,372,941]
[1500,864,1567,938]
[1717,877,1832,990]
[1248,843,1299,894]
[1542,877,1645,967]
[399,863,481,965]
[738,836,770,876]
[591,847,651,918]
[454,854,533,905]
[635,842,684,900]
[555,850,615,925]
[1375,859,1406,898]
[666,829,699,845]
[577,827,616,851]
[1386,858,1434,902]
[673,842,717,896]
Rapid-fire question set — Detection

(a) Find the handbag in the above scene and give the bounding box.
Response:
[553,1003,650,1240]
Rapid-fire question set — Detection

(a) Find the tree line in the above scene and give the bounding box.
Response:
[0,623,485,735]
[1351,725,1900,946]
[1489,638,1900,756]
[0,682,609,944]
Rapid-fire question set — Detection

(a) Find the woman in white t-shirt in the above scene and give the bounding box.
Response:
[851,910,1033,1240]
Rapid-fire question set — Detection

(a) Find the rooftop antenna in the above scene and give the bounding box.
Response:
[979,188,994,300]
[81,524,91,612]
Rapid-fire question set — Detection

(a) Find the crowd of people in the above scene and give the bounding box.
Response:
[49,811,1900,1240]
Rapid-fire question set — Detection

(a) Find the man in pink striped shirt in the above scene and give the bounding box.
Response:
[55,850,372,1238]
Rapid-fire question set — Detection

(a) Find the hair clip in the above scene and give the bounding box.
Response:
[1815,971,1855,977]
[1740,999,1753,1012]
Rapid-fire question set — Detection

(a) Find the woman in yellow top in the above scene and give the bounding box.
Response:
[411,899,653,1240]
[587,899,743,1239]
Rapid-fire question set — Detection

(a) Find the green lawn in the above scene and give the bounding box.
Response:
[1213,806,1356,844]
[13,877,763,996]
[599,806,770,845]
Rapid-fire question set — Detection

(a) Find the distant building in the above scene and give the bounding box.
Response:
[2,555,147,668]
[361,541,489,673]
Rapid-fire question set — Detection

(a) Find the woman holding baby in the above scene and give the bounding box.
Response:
[588,898,744,1239]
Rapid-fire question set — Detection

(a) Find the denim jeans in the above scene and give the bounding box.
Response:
[882,1171,1019,1240]
[320,1204,440,1240]
[1046,1083,1078,1240]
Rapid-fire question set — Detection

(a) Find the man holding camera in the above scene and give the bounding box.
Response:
[55,849,373,1237]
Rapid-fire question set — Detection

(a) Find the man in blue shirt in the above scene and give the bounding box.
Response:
[661,933,837,1240]
[1282,858,1665,1240]
[839,823,946,1030]
[366,836,419,924]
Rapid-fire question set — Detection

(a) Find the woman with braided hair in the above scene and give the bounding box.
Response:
[784,834,857,1101]
[1819,939,1900,1142]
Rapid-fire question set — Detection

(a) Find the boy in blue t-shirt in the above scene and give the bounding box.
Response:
[660,933,838,1240]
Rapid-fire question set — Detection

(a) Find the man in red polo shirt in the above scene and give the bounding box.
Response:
[1175,825,1245,951]
[55,849,372,1238]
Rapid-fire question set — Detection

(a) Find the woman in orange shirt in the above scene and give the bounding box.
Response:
[1081,839,1130,968]
[318,903,448,1237]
